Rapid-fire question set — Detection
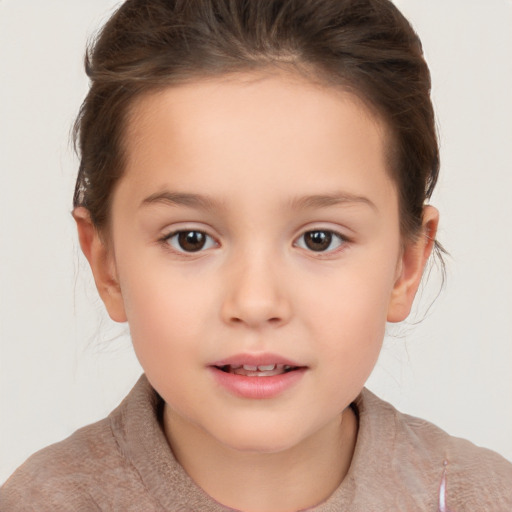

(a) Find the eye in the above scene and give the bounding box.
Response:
[164,230,217,253]
[295,230,345,253]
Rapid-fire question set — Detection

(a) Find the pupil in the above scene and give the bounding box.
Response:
[178,231,206,252]
[305,231,331,251]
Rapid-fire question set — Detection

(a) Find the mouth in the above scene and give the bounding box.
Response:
[209,355,307,398]
[215,364,299,377]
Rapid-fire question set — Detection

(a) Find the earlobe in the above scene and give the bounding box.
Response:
[72,207,127,323]
[387,206,439,323]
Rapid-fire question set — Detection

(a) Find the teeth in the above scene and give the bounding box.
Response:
[241,364,278,371]
[218,363,298,376]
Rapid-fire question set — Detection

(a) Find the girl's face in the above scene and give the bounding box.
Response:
[79,72,436,454]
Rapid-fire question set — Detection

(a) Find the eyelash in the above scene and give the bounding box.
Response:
[162,230,218,254]
[294,230,347,254]
[160,229,348,255]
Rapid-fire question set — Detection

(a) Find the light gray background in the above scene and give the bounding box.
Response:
[1,1,511,483]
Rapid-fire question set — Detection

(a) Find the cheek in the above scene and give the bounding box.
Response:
[304,250,399,375]
[116,261,215,370]
[315,290,386,380]
[307,288,387,415]
[307,262,396,340]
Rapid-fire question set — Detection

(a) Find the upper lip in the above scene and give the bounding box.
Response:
[210,353,305,368]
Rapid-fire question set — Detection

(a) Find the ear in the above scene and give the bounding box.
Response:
[387,206,439,323]
[73,207,127,323]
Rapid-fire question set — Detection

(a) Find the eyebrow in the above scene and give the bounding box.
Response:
[289,193,377,211]
[140,190,377,212]
[140,191,220,211]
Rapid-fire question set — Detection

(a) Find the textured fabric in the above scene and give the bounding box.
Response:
[1,375,511,511]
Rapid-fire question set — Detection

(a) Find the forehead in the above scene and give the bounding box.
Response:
[117,71,395,210]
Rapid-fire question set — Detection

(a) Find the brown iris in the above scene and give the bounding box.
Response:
[303,231,333,252]
[177,231,207,252]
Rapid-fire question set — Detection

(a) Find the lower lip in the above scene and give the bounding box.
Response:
[209,367,307,399]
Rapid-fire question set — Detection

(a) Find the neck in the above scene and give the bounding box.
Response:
[163,406,358,512]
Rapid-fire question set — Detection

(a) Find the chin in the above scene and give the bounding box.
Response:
[212,421,309,455]
[222,436,299,455]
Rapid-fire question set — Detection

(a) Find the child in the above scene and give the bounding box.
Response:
[1,0,511,510]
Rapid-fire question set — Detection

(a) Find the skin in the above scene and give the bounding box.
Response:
[74,71,438,512]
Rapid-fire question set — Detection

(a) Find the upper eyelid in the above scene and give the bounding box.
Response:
[296,229,346,239]
[163,229,218,243]
[161,226,347,238]
[294,219,353,233]
[293,228,351,256]
[159,224,350,246]
[294,226,349,241]
[164,228,208,237]
[162,229,219,255]
[161,223,218,239]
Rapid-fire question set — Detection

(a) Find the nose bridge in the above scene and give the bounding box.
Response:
[221,242,291,328]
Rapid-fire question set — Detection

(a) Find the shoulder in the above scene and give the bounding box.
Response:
[0,417,119,510]
[392,400,512,509]
[355,388,512,510]
[0,377,163,511]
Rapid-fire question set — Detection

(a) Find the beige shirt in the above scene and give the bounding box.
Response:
[2,375,511,511]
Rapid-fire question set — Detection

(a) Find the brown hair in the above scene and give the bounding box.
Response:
[74,0,439,242]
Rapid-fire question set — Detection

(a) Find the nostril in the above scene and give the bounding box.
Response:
[220,285,292,327]
[227,315,283,326]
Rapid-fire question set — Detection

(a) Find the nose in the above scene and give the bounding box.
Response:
[220,250,292,329]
